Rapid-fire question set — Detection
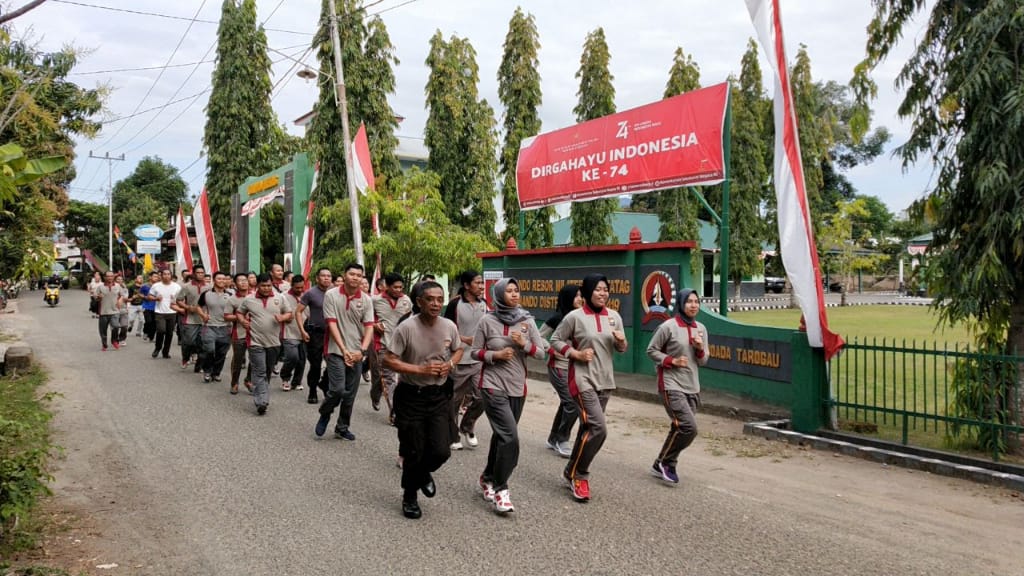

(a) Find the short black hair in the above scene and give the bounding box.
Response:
[384,272,404,285]
[344,262,364,273]
[291,274,305,285]
[213,271,228,279]
[423,273,437,281]
[316,266,332,276]
[193,264,205,273]
[234,273,248,283]
[418,280,443,295]
[256,272,272,284]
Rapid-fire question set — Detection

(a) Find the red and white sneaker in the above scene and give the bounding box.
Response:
[493,489,514,514]
[569,477,590,502]
[478,476,495,502]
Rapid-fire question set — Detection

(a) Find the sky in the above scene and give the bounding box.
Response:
[10,0,932,216]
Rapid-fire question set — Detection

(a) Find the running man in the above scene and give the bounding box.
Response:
[444,270,489,450]
[198,271,234,383]
[175,264,209,372]
[236,273,293,415]
[149,268,181,359]
[279,274,306,392]
[315,263,374,441]
[383,280,463,519]
[370,272,412,420]
[93,271,124,351]
[297,267,333,404]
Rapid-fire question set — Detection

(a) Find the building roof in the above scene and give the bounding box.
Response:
[552,211,718,250]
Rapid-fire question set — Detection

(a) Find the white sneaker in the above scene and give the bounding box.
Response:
[295,384,305,391]
[451,441,464,451]
[555,441,572,458]
[478,476,495,502]
[463,432,478,448]
[493,489,514,514]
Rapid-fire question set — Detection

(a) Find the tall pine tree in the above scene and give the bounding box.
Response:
[203,0,280,270]
[307,0,367,206]
[359,16,401,188]
[424,32,498,238]
[497,7,552,247]
[726,39,770,297]
[570,28,617,247]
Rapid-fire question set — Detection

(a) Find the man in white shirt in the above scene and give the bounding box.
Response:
[149,268,182,359]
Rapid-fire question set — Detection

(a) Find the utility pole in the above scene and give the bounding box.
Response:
[326,0,364,265]
[89,151,125,271]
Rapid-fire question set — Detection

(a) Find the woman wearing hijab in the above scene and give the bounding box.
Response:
[645,288,708,484]
[471,278,548,514]
[550,273,628,503]
[539,284,583,458]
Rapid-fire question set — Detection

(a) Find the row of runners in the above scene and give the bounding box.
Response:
[89,265,709,519]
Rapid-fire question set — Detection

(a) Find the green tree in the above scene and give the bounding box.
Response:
[424,31,499,239]
[203,0,281,270]
[791,45,830,211]
[62,199,107,258]
[724,40,770,297]
[570,28,617,247]
[360,16,401,188]
[497,7,552,248]
[111,156,187,235]
[854,0,1024,450]
[851,194,893,243]
[818,198,885,306]
[317,169,495,280]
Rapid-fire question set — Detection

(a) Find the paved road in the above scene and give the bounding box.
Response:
[8,290,1024,575]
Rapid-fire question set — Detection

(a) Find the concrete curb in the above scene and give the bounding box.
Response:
[744,420,1024,492]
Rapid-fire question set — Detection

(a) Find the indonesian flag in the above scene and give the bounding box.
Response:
[746,0,843,360]
[351,123,375,194]
[192,188,219,272]
[369,212,381,296]
[175,206,194,274]
[299,200,316,285]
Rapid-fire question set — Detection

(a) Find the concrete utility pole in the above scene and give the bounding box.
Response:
[326,0,365,265]
[89,151,125,270]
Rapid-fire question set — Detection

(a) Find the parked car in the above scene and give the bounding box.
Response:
[764,276,786,294]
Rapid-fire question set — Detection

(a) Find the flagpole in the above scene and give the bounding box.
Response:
[327,0,365,266]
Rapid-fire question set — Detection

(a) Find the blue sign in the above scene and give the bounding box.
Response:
[133,224,163,241]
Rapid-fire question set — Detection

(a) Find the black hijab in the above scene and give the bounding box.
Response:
[580,273,608,312]
[545,283,581,329]
[677,288,698,326]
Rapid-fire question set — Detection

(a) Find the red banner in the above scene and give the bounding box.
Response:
[516,82,729,210]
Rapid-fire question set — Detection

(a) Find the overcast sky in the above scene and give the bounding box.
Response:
[12,0,930,215]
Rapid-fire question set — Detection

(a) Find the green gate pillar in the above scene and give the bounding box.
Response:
[790,330,828,433]
[235,153,314,274]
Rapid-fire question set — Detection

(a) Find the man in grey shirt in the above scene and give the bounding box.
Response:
[237,273,294,415]
[175,264,209,372]
[443,270,489,450]
[198,271,233,383]
[93,271,125,351]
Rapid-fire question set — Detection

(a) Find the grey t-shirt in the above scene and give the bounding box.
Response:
[299,286,329,329]
[282,292,303,341]
[239,293,293,348]
[449,298,488,365]
[389,314,461,387]
[198,289,232,328]
[176,282,209,325]
[373,294,413,351]
[94,284,122,316]
[323,288,374,356]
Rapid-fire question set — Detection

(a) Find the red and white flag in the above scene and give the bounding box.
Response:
[746,0,843,360]
[175,206,194,274]
[192,188,219,273]
[369,212,382,296]
[299,200,316,284]
[351,123,375,195]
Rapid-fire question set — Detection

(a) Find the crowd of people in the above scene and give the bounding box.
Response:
[87,265,709,520]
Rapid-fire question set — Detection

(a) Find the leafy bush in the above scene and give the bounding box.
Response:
[947,352,1016,456]
[0,369,55,548]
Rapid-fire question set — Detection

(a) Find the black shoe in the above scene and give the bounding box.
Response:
[152,350,159,358]
[194,363,202,374]
[315,414,330,437]
[162,354,171,359]
[335,430,356,441]
[402,499,422,519]
[257,404,267,415]
[203,374,212,383]
[421,475,436,498]
[371,398,381,411]
[307,396,319,405]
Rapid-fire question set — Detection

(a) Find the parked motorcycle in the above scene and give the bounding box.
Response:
[44,283,60,307]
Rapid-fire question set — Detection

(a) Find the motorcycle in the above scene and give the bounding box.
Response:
[44,283,60,307]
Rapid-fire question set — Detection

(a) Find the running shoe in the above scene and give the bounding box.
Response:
[569,477,590,502]
[281,380,291,391]
[478,476,495,502]
[493,489,514,514]
[256,404,267,415]
[555,441,572,458]
[451,441,464,451]
[658,462,679,484]
[203,374,212,383]
[294,384,304,391]
[112,341,120,350]
[463,432,478,448]
[335,430,356,441]
[315,413,330,437]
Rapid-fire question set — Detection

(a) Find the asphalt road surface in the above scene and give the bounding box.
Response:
[8,289,1024,575]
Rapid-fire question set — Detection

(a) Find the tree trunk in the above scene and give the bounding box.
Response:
[1006,297,1024,454]
[734,277,742,299]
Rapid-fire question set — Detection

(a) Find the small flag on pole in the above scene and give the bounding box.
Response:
[351,123,375,195]
[193,188,219,272]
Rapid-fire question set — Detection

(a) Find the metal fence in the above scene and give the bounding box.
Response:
[828,338,1024,461]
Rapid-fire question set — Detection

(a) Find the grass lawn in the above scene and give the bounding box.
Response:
[726,306,1017,462]
[728,305,973,348]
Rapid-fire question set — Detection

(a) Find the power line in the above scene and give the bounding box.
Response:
[69,60,214,76]
[49,0,313,36]
[93,0,209,149]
